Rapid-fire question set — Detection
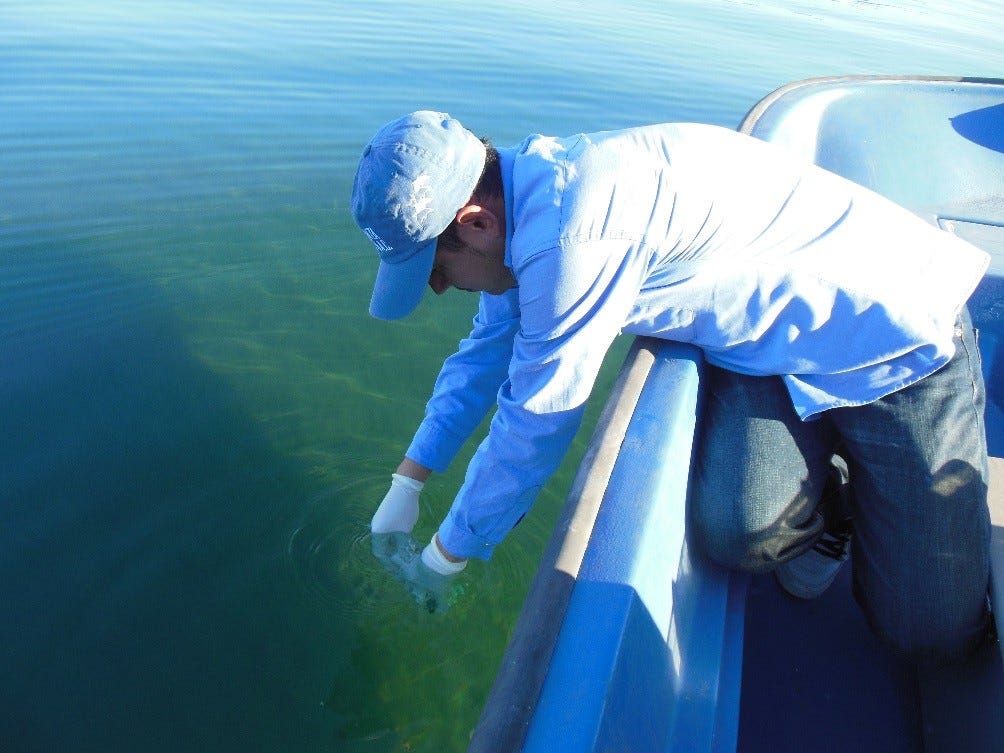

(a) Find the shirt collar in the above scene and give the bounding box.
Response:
[496,145,518,270]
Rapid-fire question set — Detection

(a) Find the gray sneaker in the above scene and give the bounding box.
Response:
[775,519,852,599]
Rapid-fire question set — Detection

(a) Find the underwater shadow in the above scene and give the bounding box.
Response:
[0,256,352,753]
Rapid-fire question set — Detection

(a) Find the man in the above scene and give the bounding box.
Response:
[351,111,992,663]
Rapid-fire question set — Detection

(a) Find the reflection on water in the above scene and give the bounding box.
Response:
[286,470,472,617]
[368,532,465,615]
[3,1,1003,751]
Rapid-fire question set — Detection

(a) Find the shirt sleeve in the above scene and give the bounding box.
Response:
[438,238,648,559]
[405,288,520,472]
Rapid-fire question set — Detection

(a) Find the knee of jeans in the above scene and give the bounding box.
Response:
[691,514,776,573]
[879,627,989,668]
[858,586,992,667]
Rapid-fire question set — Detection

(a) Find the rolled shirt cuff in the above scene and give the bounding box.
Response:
[437,512,498,561]
[406,419,469,474]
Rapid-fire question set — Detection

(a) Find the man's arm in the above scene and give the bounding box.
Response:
[370,291,520,562]
[396,457,431,482]
[435,240,649,560]
[404,290,521,473]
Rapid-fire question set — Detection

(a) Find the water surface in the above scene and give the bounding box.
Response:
[3,2,1003,751]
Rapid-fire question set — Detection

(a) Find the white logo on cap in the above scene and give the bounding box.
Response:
[363,227,393,253]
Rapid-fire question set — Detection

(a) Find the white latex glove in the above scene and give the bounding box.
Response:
[370,473,423,534]
[421,535,467,575]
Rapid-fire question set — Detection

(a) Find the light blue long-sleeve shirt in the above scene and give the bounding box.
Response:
[406,123,989,560]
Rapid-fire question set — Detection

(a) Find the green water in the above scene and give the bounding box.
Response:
[3,1,1003,750]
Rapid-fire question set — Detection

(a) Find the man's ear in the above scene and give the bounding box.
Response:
[454,204,499,239]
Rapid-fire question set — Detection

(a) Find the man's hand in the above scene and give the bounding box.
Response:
[369,466,468,612]
[371,532,466,613]
[370,473,424,534]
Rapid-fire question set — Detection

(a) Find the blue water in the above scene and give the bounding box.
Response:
[3,2,1002,751]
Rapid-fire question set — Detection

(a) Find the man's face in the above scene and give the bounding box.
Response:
[427,199,515,297]
[428,237,514,296]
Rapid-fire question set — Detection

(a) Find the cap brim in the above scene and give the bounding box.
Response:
[368,238,437,320]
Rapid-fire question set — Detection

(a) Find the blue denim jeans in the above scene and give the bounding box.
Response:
[691,309,991,664]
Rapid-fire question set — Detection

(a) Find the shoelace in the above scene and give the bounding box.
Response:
[812,526,852,561]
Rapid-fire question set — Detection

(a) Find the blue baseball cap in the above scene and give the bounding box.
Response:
[351,111,487,320]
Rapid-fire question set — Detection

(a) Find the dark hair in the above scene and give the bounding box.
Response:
[437,138,501,252]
